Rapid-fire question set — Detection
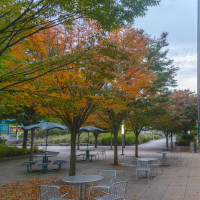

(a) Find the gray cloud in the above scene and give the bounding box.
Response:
[134,0,197,92]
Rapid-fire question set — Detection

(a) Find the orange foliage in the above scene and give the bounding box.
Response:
[0,178,100,200]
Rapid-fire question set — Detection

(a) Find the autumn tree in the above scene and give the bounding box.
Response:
[149,90,186,149]
[17,22,119,175]
[85,113,110,148]
[126,32,178,155]
[150,90,197,149]
[170,90,197,141]
[0,0,160,92]
[33,57,116,175]
[0,100,43,148]
[126,99,154,157]
[95,28,154,164]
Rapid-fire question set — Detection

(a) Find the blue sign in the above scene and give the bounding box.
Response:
[199,123,200,143]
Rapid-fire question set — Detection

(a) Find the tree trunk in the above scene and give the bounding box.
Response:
[135,133,139,157]
[165,132,169,149]
[23,129,28,149]
[77,132,80,150]
[29,130,34,161]
[112,125,120,165]
[170,132,173,148]
[113,129,118,165]
[69,131,77,176]
[184,130,190,144]
[92,132,99,148]
[94,135,98,148]
[110,132,113,150]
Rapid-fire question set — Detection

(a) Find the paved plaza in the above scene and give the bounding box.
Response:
[0,139,200,200]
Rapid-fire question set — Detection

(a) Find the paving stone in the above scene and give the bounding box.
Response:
[1,139,200,200]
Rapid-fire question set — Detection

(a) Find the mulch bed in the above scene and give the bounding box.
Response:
[0,178,100,200]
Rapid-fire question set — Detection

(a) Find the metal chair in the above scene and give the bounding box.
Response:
[89,170,116,199]
[149,157,163,176]
[136,160,151,181]
[123,156,137,176]
[171,146,181,159]
[39,185,73,200]
[94,181,128,200]
[96,149,106,160]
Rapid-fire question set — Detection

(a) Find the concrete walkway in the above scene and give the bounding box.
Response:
[0,139,199,200]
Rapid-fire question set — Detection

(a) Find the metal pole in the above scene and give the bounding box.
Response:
[121,122,124,155]
[197,0,200,143]
[45,130,48,155]
[121,135,124,155]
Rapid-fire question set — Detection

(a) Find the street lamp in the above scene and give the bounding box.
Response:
[121,122,125,155]
[197,0,200,143]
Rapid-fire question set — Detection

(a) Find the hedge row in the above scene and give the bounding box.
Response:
[34,132,160,145]
[0,144,30,157]
[98,133,155,145]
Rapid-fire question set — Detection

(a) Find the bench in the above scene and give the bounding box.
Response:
[53,160,67,170]
[88,154,97,161]
[37,163,49,167]
[76,153,96,161]
[21,161,38,173]
[37,163,49,172]
[76,154,86,161]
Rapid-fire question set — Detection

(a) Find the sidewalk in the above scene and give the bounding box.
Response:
[126,151,200,200]
[0,139,199,200]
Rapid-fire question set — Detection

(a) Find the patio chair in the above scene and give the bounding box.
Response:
[149,157,163,176]
[171,146,181,159]
[94,181,128,200]
[39,185,73,200]
[136,160,151,181]
[96,148,106,160]
[89,170,116,199]
[123,155,137,176]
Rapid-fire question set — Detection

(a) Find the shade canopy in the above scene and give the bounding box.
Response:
[22,122,68,131]
[79,126,105,133]
[22,122,68,155]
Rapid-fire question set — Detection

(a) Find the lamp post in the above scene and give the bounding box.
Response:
[121,122,125,155]
[198,0,200,143]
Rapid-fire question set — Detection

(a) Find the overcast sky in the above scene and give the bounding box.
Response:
[134,0,197,92]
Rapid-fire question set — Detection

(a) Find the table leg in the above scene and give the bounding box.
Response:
[83,183,87,200]
[43,156,48,163]
[79,183,83,200]
[162,153,168,165]
[86,150,89,161]
[43,156,48,171]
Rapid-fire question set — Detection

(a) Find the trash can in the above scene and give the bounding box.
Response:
[190,142,196,153]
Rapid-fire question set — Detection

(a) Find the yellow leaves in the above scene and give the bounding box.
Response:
[0,178,100,200]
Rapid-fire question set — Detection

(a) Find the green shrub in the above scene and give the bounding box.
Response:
[125,134,136,145]
[33,131,157,146]
[98,133,153,145]
[176,138,190,145]
[0,144,30,157]
[35,134,71,145]
[153,135,160,140]
[98,135,112,145]
[0,138,6,144]
[35,129,70,139]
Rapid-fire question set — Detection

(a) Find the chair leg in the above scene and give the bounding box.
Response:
[130,166,133,176]
[136,170,138,181]
[147,171,150,180]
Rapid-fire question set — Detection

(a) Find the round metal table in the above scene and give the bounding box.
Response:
[158,151,171,165]
[137,157,159,162]
[63,175,103,200]
[33,154,57,163]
